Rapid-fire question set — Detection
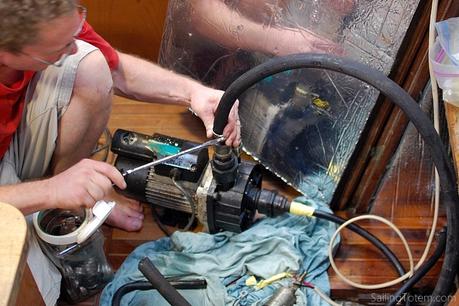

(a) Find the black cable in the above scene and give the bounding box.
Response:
[212,53,459,304]
[386,228,447,306]
[151,206,172,237]
[111,279,207,306]
[171,175,197,232]
[313,210,406,277]
[91,127,112,162]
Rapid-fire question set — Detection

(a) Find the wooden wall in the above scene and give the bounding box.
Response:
[80,0,169,62]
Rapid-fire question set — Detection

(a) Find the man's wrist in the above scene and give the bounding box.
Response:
[35,179,56,211]
[182,76,206,106]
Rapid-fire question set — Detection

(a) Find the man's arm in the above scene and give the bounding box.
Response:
[0,159,126,215]
[0,180,53,215]
[111,52,204,105]
[189,0,342,56]
[111,51,240,146]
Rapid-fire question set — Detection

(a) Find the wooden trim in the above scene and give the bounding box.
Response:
[445,103,459,182]
[15,265,44,306]
[0,203,28,306]
[334,0,459,212]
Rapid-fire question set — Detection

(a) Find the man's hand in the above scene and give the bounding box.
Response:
[189,85,241,147]
[112,52,241,147]
[46,159,126,210]
[326,0,356,15]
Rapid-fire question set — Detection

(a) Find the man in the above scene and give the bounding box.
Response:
[0,1,239,304]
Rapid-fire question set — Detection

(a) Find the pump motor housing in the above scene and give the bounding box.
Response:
[111,129,289,233]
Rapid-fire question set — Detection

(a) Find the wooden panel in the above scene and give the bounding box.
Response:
[0,203,28,306]
[445,103,459,184]
[80,0,169,62]
[449,289,459,306]
[15,265,44,306]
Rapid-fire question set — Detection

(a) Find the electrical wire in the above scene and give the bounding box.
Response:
[298,279,342,305]
[150,206,172,237]
[313,286,341,306]
[91,128,112,162]
[324,84,441,290]
[171,176,197,232]
[328,214,414,290]
[149,169,197,234]
[312,209,412,306]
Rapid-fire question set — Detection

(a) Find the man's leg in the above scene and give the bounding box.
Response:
[0,40,104,306]
[49,44,143,232]
[49,48,113,174]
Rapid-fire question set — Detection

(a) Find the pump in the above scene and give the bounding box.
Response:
[111,129,290,233]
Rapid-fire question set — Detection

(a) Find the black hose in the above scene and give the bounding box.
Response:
[386,229,447,306]
[212,53,459,304]
[111,280,207,306]
[138,257,192,306]
[313,210,406,277]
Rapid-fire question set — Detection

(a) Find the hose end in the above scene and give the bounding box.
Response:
[289,200,315,217]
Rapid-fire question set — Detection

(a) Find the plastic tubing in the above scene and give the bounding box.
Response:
[212,53,459,305]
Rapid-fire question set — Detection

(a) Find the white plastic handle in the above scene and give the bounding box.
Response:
[77,201,116,244]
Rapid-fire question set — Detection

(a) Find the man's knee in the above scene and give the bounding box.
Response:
[50,49,114,173]
[73,49,113,113]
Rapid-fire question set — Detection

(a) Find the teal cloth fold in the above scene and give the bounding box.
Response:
[100,198,338,306]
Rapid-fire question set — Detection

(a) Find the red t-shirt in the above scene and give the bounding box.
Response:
[0,22,119,159]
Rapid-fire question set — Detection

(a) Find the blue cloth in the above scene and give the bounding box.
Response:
[100,198,338,306]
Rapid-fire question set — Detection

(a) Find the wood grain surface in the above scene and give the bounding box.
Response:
[0,203,27,306]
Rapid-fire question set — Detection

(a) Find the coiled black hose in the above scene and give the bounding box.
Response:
[213,53,459,305]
